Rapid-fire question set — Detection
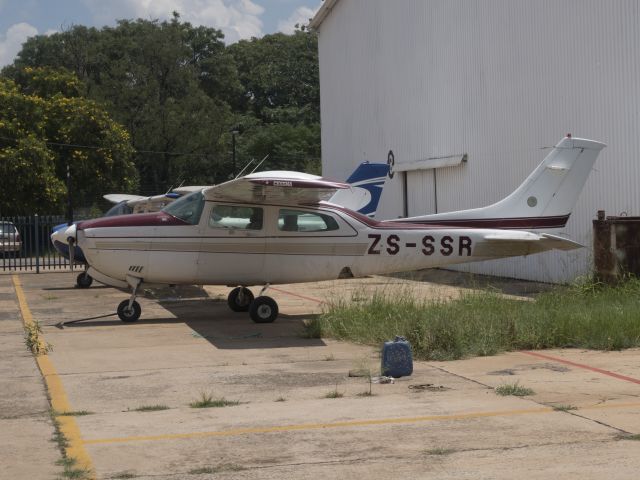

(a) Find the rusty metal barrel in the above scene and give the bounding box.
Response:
[593,210,640,283]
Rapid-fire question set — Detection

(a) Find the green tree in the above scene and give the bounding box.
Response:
[8,14,239,190]
[228,28,320,172]
[0,68,136,214]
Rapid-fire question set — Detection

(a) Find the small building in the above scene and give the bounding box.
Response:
[311,0,640,282]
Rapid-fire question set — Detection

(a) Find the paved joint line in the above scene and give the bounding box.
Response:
[269,286,324,304]
[521,350,640,385]
[11,274,95,477]
[84,401,640,446]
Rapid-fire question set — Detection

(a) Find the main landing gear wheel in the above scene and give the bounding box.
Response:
[76,272,93,288]
[249,296,278,323]
[117,300,141,322]
[227,287,254,312]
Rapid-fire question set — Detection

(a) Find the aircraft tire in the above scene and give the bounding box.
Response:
[76,272,93,288]
[117,300,141,322]
[249,296,278,323]
[228,287,254,312]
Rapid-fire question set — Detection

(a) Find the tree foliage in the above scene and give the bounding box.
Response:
[0,68,136,214]
[2,15,321,210]
[228,29,320,172]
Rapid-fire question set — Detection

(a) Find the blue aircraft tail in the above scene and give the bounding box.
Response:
[331,162,390,217]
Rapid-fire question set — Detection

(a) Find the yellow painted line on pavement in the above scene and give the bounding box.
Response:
[12,275,95,477]
[83,401,640,447]
[86,406,555,445]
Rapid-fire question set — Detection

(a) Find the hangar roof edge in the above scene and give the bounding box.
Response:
[309,0,340,30]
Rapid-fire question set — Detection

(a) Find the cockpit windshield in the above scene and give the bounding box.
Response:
[162,190,205,225]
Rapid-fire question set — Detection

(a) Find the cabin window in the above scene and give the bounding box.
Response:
[162,191,204,225]
[277,209,340,232]
[209,205,263,230]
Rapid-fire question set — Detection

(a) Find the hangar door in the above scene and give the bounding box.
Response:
[395,153,467,218]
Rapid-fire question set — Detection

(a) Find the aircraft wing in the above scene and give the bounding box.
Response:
[173,186,208,195]
[203,171,349,205]
[475,231,583,257]
[103,194,148,204]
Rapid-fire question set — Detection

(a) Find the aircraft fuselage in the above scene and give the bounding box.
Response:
[77,201,539,288]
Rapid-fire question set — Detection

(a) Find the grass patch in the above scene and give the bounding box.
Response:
[306,278,640,360]
[24,320,52,356]
[356,390,375,397]
[495,382,534,397]
[131,405,169,412]
[275,396,287,402]
[56,457,92,479]
[53,410,93,417]
[552,404,577,412]
[425,447,455,456]
[324,353,335,361]
[189,392,240,409]
[617,433,640,441]
[111,472,137,479]
[50,410,93,479]
[50,414,68,451]
[188,467,216,475]
[324,389,344,399]
[188,464,244,475]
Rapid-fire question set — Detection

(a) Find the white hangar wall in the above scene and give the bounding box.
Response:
[314,0,640,283]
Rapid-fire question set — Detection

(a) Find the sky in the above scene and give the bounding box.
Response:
[0,0,322,66]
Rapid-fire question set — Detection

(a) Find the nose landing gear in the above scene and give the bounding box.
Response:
[76,270,93,289]
[117,276,142,322]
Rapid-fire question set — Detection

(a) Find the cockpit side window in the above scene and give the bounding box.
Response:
[209,205,263,230]
[105,201,133,217]
[277,209,340,232]
[162,191,205,225]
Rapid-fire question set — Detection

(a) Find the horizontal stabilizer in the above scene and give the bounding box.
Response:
[103,194,147,204]
[477,231,583,257]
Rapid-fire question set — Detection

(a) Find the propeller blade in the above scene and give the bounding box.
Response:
[68,237,75,271]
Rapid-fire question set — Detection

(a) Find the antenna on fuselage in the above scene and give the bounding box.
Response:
[234,158,256,179]
[248,154,269,175]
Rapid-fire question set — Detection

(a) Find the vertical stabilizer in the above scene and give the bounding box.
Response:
[330,162,390,217]
[397,135,606,230]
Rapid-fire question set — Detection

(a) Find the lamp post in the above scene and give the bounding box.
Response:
[66,162,73,226]
[231,129,239,178]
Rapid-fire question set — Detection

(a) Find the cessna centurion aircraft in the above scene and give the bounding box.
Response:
[52,162,390,288]
[53,135,605,323]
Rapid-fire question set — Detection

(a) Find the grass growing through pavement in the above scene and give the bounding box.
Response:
[189,392,240,408]
[305,278,640,361]
[53,410,93,417]
[131,405,169,412]
[425,447,456,456]
[552,404,577,412]
[24,320,52,356]
[495,382,535,396]
[50,413,92,479]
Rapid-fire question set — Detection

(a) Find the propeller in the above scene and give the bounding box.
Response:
[67,236,75,271]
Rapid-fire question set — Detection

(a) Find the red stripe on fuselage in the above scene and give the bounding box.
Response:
[318,203,570,230]
[77,212,187,230]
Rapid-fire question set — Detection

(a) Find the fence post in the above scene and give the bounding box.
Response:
[34,214,40,274]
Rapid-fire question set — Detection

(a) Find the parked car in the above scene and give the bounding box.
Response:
[0,221,22,255]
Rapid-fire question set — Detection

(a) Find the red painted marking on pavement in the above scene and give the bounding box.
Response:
[521,350,640,385]
[269,287,324,305]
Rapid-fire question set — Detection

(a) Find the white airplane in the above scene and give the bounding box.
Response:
[53,162,391,287]
[54,135,605,324]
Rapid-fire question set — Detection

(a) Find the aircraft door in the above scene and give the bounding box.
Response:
[197,204,266,285]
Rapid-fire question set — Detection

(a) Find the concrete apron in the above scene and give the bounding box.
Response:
[5,271,640,479]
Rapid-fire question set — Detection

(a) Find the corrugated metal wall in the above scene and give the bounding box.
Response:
[317,0,640,282]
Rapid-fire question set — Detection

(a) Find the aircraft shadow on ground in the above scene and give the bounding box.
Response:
[61,286,327,350]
